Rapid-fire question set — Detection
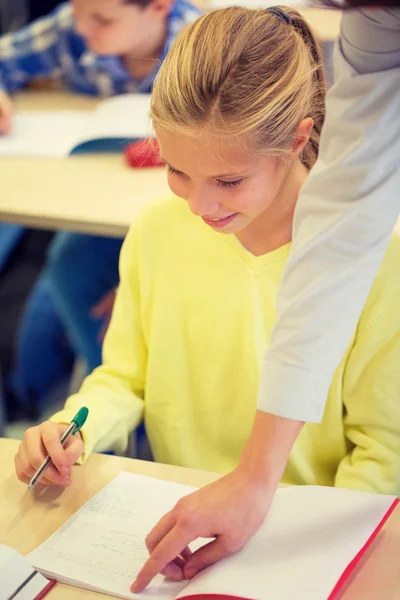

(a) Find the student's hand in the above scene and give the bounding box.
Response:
[0,91,13,134]
[91,288,117,343]
[14,422,84,487]
[131,467,274,592]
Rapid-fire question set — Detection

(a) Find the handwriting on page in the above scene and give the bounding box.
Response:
[28,472,198,599]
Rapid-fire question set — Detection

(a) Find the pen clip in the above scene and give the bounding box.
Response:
[71,421,82,435]
[71,406,89,435]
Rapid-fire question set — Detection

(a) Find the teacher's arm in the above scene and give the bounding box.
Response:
[258,7,400,423]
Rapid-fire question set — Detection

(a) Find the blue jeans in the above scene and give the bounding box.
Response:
[46,232,123,372]
[11,274,75,416]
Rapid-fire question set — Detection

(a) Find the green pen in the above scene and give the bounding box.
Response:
[27,407,89,491]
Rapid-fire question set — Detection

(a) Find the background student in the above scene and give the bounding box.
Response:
[0,0,201,420]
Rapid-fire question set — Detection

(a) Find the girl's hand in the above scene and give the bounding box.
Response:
[0,91,13,134]
[14,422,84,487]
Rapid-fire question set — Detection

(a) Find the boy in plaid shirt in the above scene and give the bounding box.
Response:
[0,0,200,129]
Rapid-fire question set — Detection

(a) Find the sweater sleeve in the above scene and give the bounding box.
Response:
[50,225,146,461]
[335,270,400,495]
[257,8,400,423]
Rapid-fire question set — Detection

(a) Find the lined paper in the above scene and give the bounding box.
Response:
[27,472,198,599]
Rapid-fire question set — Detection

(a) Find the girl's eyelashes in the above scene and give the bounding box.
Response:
[168,167,243,188]
[167,166,180,175]
[218,179,243,188]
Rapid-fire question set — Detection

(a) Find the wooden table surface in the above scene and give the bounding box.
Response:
[1,438,400,599]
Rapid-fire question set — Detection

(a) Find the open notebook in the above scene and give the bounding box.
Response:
[27,472,398,600]
[0,94,152,158]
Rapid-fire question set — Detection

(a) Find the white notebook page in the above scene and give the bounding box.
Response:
[84,94,152,142]
[27,472,199,600]
[0,112,89,158]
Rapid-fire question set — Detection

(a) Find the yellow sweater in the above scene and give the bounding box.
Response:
[51,198,400,494]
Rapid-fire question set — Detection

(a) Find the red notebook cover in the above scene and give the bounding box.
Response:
[327,497,399,599]
[35,579,56,600]
[179,498,399,600]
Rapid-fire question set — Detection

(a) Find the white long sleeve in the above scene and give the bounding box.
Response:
[257,9,400,422]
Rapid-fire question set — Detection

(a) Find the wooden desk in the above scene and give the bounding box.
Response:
[1,438,400,600]
[0,91,170,238]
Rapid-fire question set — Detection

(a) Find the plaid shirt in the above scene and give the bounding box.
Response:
[0,0,201,96]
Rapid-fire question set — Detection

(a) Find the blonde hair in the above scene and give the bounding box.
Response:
[150,6,326,169]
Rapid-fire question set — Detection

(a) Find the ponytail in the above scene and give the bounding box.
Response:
[288,9,327,167]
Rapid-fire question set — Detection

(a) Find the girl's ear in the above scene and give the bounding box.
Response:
[291,118,314,156]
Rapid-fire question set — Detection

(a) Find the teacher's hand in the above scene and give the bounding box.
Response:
[131,411,303,592]
[131,466,273,592]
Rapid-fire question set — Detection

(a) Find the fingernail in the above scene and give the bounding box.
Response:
[130,581,139,593]
[61,467,69,476]
[185,568,197,579]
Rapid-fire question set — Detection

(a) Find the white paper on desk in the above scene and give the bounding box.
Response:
[27,472,200,600]
[0,93,152,158]
[27,472,396,600]
[82,94,152,142]
[0,112,89,158]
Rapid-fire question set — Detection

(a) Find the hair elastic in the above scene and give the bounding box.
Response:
[266,6,292,25]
